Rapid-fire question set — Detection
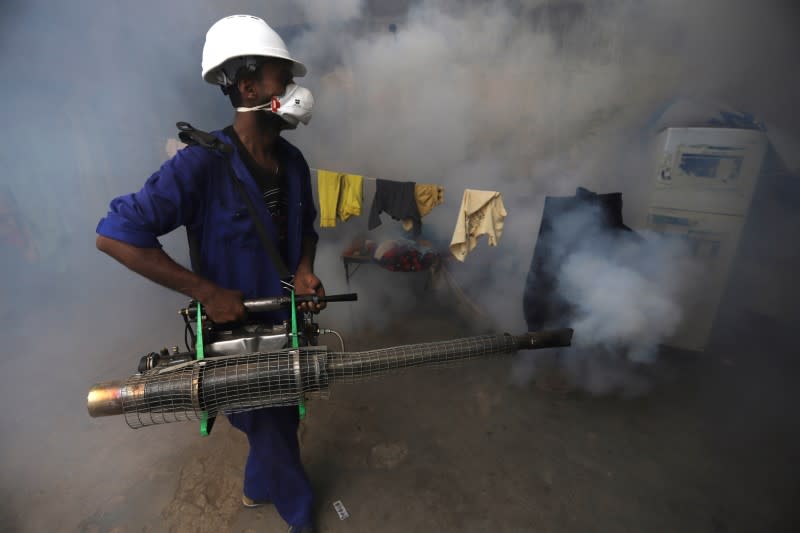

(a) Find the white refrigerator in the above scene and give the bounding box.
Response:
[634,127,768,352]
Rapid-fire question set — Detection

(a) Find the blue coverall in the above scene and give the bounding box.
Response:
[96,129,318,527]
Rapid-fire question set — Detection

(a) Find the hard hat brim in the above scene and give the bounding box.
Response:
[290,60,307,78]
[203,56,307,85]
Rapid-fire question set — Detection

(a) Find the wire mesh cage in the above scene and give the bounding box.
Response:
[88,331,573,429]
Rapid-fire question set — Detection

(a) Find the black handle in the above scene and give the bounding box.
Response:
[180,292,359,317]
[308,293,358,303]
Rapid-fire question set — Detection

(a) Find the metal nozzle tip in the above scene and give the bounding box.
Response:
[87,381,126,417]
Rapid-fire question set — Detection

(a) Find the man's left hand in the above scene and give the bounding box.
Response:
[294,269,326,313]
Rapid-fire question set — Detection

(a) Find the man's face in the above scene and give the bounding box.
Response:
[254,58,293,102]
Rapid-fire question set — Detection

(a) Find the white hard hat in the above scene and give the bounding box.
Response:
[201,14,307,87]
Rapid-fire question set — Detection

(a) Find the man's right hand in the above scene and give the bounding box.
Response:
[202,286,246,323]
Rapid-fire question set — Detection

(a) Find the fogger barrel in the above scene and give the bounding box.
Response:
[87,330,572,429]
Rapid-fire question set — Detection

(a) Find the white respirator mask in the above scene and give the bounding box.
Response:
[236,83,314,128]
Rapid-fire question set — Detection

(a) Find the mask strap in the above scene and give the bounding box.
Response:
[236,96,281,113]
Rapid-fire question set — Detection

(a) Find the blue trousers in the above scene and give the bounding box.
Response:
[228,406,313,527]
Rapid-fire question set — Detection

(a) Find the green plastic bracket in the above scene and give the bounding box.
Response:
[290,290,306,419]
[195,302,213,437]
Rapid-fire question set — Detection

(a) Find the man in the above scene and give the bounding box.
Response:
[96,15,321,533]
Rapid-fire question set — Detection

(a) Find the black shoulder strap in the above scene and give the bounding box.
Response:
[176,122,292,283]
[177,121,234,155]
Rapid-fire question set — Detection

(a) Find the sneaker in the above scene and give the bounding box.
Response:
[241,493,270,508]
[287,525,314,533]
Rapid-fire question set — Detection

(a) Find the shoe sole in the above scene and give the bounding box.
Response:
[242,495,270,508]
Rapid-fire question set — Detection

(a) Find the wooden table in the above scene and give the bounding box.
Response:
[341,254,374,284]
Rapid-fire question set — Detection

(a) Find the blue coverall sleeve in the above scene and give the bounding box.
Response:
[298,154,319,244]
[96,146,212,248]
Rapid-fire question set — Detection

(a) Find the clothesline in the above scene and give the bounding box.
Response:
[312,165,507,263]
[310,168,377,181]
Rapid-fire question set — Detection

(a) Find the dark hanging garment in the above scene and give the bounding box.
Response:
[368,179,421,236]
[523,187,635,331]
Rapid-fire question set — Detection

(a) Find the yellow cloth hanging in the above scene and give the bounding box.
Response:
[318,170,364,227]
[337,173,363,222]
[317,170,341,228]
[402,183,444,231]
[415,184,444,217]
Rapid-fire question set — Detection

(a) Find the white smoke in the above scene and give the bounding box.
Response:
[507,195,699,395]
[283,0,799,391]
[560,232,690,363]
[295,0,363,26]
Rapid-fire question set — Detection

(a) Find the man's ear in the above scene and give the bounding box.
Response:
[237,78,257,104]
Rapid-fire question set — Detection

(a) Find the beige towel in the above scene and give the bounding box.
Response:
[449,189,507,262]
